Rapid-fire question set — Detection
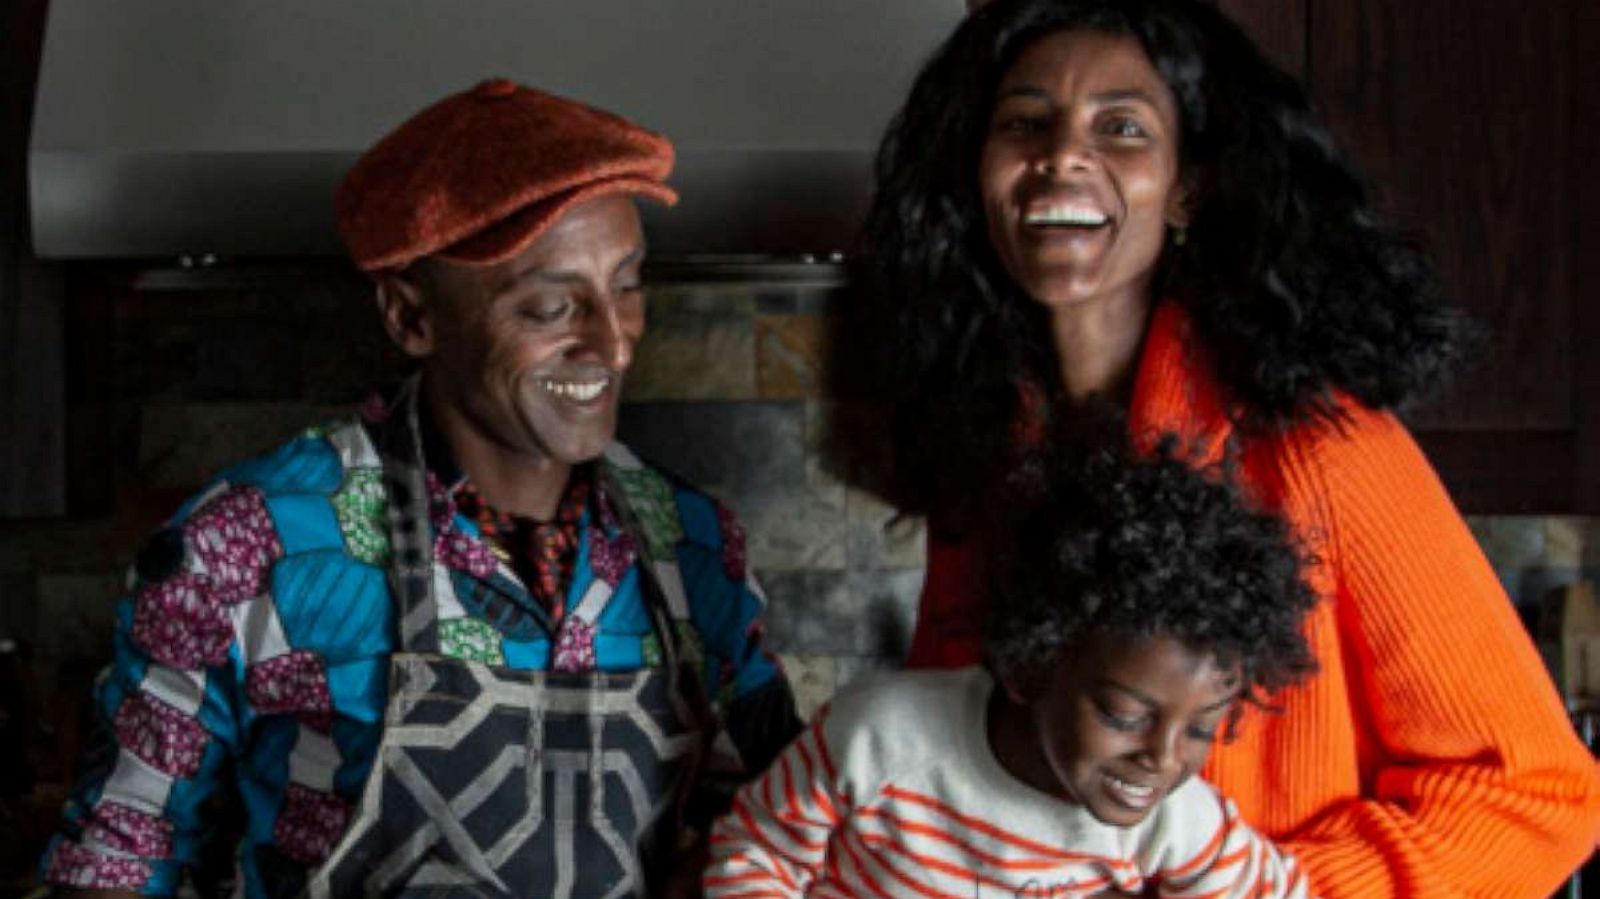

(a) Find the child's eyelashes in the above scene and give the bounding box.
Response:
[1092,699,1147,732]
[1092,699,1223,744]
[1095,708,1146,732]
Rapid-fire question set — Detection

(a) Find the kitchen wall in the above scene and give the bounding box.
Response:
[3,276,1598,720]
[0,267,1597,885]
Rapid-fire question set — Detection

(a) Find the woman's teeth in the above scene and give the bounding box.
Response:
[1025,206,1110,227]
[539,378,607,402]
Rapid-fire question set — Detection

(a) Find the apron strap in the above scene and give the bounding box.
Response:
[598,448,692,659]
[378,375,441,654]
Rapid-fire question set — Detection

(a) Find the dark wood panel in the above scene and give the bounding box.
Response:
[0,0,62,518]
[1212,0,1307,78]
[1310,1,1576,433]
[1414,431,1579,515]
[62,268,117,518]
[1568,0,1600,513]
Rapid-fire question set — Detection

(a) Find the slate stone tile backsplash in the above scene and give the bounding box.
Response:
[1,275,1595,740]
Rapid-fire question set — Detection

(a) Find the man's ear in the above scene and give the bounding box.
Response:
[375,268,436,359]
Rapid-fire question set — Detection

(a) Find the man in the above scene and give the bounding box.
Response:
[42,79,800,898]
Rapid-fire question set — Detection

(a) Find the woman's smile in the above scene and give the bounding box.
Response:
[979,30,1186,314]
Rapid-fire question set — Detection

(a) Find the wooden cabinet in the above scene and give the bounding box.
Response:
[1217,0,1600,513]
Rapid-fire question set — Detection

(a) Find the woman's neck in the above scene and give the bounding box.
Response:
[1049,292,1153,404]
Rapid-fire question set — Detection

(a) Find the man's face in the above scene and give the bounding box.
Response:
[1024,635,1238,828]
[418,194,646,468]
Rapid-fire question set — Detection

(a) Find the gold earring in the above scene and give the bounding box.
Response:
[1173,226,1188,247]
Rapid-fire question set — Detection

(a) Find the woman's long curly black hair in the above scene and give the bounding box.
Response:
[825,0,1469,528]
[986,419,1319,712]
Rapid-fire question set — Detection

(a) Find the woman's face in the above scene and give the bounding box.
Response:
[978,30,1187,314]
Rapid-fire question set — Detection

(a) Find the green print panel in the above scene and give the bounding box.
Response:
[438,617,506,666]
[331,468,392,566]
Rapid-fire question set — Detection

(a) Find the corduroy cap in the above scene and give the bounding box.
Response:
[336,78,677,272]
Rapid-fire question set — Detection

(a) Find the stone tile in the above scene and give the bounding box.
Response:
[624,291,755,402]
[1513,566,1589,610]
[1468,516,1546,571]
[793,287,841,316]
[804,400,873,496]
[138,402,349,489]
[1584,519,1600,566]
[1545,517,1586,568]
[756,314,824,400]
[761,571,853,654]
[652,287,759,316]
[844,569,923,660]
[759,567,920,656]
[755,290,799,315]
[618,401,806,491]
[846,488,927,570]
[774,653,836,720]
[735,479,848,572]
[833,654,900,693]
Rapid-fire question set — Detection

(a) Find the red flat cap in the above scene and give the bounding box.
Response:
[336,78,678,272]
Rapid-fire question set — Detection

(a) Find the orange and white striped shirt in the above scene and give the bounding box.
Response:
[706,669,1311,899]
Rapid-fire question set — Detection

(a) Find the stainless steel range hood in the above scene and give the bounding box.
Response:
[29,1,963,261]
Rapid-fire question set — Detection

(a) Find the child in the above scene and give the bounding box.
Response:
[705,438,1320,898]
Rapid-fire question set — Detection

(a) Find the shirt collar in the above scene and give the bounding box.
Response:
[1127,300,1235,467]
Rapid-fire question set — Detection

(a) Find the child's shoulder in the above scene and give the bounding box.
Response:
[821,667,991,768]
[829,665,988,720]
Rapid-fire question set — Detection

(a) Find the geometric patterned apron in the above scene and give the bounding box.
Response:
[303,381,706,898]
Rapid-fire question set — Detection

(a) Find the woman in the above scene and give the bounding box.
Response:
[825,0,1600,896]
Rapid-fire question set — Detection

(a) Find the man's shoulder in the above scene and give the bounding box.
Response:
[212,415,372,499]
[601,442,742,555]
[153,415,374,553]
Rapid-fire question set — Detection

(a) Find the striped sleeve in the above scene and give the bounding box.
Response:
[1150,782,1310,899]
[705,710,844,898]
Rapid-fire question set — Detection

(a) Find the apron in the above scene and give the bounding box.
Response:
[304,381,708,899]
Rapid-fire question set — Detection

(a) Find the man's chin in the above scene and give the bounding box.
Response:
[520,409,617,467]
[544,432,616,467]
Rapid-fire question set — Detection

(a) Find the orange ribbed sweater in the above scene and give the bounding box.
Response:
[907,301,1600,898]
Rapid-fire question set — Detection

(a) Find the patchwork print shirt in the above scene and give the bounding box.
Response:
[41,413,792,897]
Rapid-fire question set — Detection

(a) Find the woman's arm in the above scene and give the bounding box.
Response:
[1278,407,1600,898]
[704,715,844,898]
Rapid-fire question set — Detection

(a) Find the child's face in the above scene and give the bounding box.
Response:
[1020,634,1240,827]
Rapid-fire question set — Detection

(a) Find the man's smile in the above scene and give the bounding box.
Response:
[536,375,612,404]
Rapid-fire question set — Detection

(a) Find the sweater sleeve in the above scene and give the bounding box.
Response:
[1277,406,1600,898]
[704,713,844,898]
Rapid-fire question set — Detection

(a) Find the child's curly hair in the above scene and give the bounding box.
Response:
[986,423,1319,713]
